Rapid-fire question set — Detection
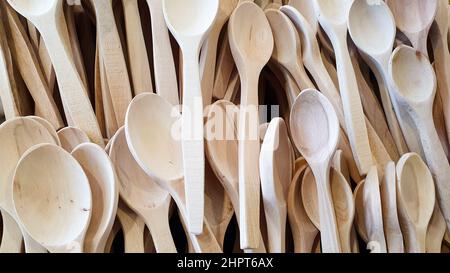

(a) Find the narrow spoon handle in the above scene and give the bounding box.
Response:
[0,210,22,253]
[142,208,177,253]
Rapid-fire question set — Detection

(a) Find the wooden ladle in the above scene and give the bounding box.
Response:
[228,1,273,249]
[163,0,219,234]
[110,127,177,253]
[389,45,450,232]
[125,93,221,253]
[290,89,341,253]
[72,143,119,253]
[396,153,436,253]
[13,144,91,253]
[7,0,103,146]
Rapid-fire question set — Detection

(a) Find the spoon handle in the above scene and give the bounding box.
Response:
[30,7,104,146]
[181,48,205,235]
[0,210,23,253]
[142,206,177,253]
[146,0,179,106]
[264,204,287,253]
[117,204,146,253]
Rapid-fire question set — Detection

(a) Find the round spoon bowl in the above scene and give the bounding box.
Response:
[386,0,438,33]
[126,93,183,183]
[13,144,91,249]
[229,1,274,69]
[7,0,55,17]
[389,46,436,104]
[163,0,219,37]
[348,0,396,56]
[290,89,339,163]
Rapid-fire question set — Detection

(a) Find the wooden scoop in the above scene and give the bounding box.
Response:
[57,126,90,153]
[13,144,91,253]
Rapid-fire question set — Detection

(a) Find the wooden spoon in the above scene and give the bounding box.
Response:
[287,159,319,253]
[331,150,350,184]
[389,45,450,232]
[347,0,410,155]
[125,93,221,253]
[380,162,404,253]
[0,117,57,253]
[27,116,60,146]
[288,0,318,35]
[426,203,447,253]
[163,0,219,234]
[228,1,273,249]
[265,9,315,91]
[57,126,90,153]
[116,201,146,253]
[259,118,292,253]
[290,89,341,252]
[386,0,438,57]
[396,153,435,253]
[313,0,373,175]
[71,143,119,253]
[7,0,104,146]
[110,127,177,253]
[13,144,91,253]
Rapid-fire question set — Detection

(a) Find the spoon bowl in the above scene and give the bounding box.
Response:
[13,144,91,252]
[7,0,55,18]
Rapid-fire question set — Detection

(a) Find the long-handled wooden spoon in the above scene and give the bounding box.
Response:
[313,0,373,175]
[228,1,273,249]
[396,153,435,253]
[13,143,91,253]
[163,0,219,234]
[125,93,221,253]
[27,116,60,146]
[7,0,104,146]
[72,143,119,253]
[259,118,292,253]
[389,45,450,232]
[386,0,438,57]
[426,203,447,253]
[290,89,341,252]
[110,127,177,253]
[57,126,90,153]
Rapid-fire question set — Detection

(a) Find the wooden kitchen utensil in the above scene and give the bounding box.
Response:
[125,93,221,253]
[380,162,404,253]
[13,143,91,253]
[116,201,146,253]
[110,127,177,253]
[163,0,219,234]
[7,0,104,146]
[387,0,438,57]
[259,118,292,253]
[57,126,90,153]
[72,143,119,253]
[290,89,341,253]
[389,45,450,232]
[396,153,435,253]
[313,0,373,175]
[228,1,273,249]
[426,203,447,253]
[288,0,318,35]
[27,116,60,146]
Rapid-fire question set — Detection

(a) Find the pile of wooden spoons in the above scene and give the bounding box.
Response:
[0,0,450,253]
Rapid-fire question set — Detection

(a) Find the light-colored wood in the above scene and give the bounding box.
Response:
[110,127,177,253]
[396,153,435,253]
[389,45,450,233]
[200,0,238,106]
[125,93,222,253]
[430,0,450,147]
[57,126,90,153]
[380,162,404,253]
[0,117,58,253]
[313,0,373,175]
[27,116,61,146]
[103,218,121,253]
[288,0,318,35]
[287,159,318,253]
[37,37,55,95]
[163,0,219,234]
[7,0,104,146]
[353,180,368,242]
[72,143,119,253]
[301,168,319,228]
[331,150,350,184]
[290,89,341,253]
[212,33,235,100]
[228,1,273,249]
[3,4,63,129]
[0,210,23,253]
[205,99,266,253]
[123,0,153,95]
[281,6,393,178]
[116,201,146,253]
[426,203,446,253]
[259,118,292,253]
[91,0,132,132]
[265,9,315,92]
[145,0,179,106]
[13,143,91,253]
[348,0,409,156]
[387,0,438,57]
